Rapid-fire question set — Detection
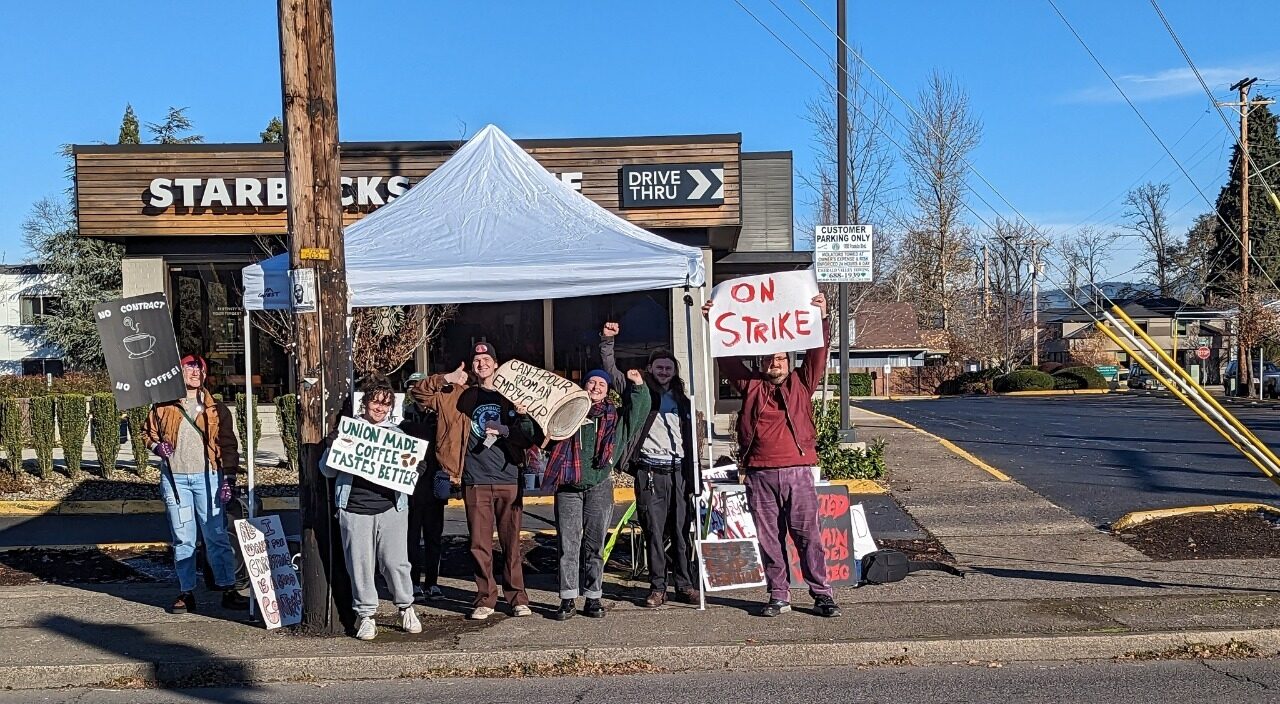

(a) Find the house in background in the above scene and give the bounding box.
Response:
[0,265,64,376]
[1040,297,1231,384]
[835,302,948,395]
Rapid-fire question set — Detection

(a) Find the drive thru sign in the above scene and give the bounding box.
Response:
[814,225,873,283]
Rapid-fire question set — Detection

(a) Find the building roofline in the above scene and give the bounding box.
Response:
[71,133,745,155]
[741,151,792,160]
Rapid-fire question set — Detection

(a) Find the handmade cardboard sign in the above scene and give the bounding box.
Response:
[491,359,591,441]
[234,515,302,630]
[93,293,185,410]
[787,483,859,587]
[699,539,767,592]
[707,484,758,540]
[325,416,427,493]
[709,270,822,357]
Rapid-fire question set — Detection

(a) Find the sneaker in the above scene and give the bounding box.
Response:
[427,586,443,600]
[400,607,423,634]
[511,604,533,617]
[469,606,495,621]
[814,594,842,618]
[674,588,702,605]
[221,590,249,611]
[355,616,377,640]
[641,589,666,608]
[759,599,791,617]
[168,592,196,615]
[412,585,425,601]
[582,598,606,618]
[553,599,576,621]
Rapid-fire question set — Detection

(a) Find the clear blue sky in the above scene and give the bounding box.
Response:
[2,1,1277,291]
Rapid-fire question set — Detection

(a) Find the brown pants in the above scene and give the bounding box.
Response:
[463,484,528,608]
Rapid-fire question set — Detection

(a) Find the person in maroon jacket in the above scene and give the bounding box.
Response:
[703,292,842,618]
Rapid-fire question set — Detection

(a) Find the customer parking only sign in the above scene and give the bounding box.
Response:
[814,225,874,283]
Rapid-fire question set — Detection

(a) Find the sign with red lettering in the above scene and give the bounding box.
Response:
[709,270,822,357]
[234,515,302,630]
[787,484,859,587]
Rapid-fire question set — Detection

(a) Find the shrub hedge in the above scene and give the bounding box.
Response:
[937,367,1002,395]
[126,406,152,474]
[56,394,89,477]
[1052,366,1108,390]
[29,397,55,479]
[0,373,112,399]
[0,399,22,475]
[993,369,1056,392]
[276,394,299,471]
[824,372,873,396]
[812,399,887,480]
[90,393,120,477]
[234,393,262,460]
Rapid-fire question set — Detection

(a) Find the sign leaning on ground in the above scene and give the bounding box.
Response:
[814,224,874,283]
[325,416,428,493]
[93,293,185,410]
[619,163,725,208]
[708,270,823,357]
[234,514,302,630]
[491,359,592,441]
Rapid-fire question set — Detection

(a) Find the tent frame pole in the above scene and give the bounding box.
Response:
[245,311,256,520]
[682,288,708,611]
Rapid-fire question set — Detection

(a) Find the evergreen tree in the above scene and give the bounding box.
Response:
[146,106,203,144]
[117,104,140,145]
[261,116,283,143]
[1207,97,1280,298]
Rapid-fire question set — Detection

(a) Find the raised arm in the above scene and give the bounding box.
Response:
[598,322,626,393]
[411,362,468,413]
[799,293,832,392]
[702,298,755,393]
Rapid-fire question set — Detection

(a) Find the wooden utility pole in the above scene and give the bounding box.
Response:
[278,0,352,634]
[982,243,990,314]
[1030,240,1041,367]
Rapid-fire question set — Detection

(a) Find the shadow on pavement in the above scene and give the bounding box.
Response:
[974,566,1280,594]
[36,614,262,701]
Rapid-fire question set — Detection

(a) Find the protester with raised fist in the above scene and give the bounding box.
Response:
[545,367,651,620]
[703,293,842,619]
[600,323,700,608]
[412,342,536,620]
[143,354,247,615]
[319,375,423,641]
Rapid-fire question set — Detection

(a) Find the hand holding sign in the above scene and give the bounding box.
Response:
[706,271,825,357]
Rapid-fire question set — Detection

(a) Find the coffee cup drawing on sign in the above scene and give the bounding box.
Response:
[121,317,156,359]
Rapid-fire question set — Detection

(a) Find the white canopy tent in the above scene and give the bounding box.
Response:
[240,124,712,602]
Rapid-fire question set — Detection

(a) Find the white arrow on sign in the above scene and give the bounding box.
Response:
[711,167,724,199]
[689,169,712,199]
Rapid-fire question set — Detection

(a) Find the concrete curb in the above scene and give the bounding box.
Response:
[0,479,889,517]
[999,389,1113,397]
[0,541,169,554]
[2,627,1278,690]
[1112,502,1280,531]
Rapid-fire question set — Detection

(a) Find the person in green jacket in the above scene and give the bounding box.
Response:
[546,367,651,620]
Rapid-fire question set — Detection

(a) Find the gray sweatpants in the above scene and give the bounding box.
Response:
[554,476,614,599]
[338,507,414,618]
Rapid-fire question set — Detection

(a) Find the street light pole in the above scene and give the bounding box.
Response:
[836,0,855,440]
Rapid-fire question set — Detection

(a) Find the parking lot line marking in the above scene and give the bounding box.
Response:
[854,407,1012,482]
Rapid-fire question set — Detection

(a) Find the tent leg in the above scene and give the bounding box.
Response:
[682,289,707,612]
[244,311,256,621]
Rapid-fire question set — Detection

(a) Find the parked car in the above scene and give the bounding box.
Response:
[1127,368,1163,390]
[1223,360,1280,398]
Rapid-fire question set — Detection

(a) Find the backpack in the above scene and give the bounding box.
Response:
[861,549,964,584]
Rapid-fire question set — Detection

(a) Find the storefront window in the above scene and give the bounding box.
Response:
[169,263,289,402]
[552,291,671,383]
[436,301,545,373]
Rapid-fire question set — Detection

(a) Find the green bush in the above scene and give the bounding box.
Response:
[993,370,1056,393]
[1052,366,1108,390]
[56,395,89,477]
[275,394,299,471]
[90,394,120,478]
[0,373,112,399]
[29,397,55,479]
[812,399,887,480]
[937,367,1002,395]
[824,372,873,396]
[1037,362,1065,374]
[126,406,152,474]
[234,393,261,461]
[0,398,23,476]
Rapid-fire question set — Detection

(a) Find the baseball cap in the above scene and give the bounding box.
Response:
[180,354,208,372]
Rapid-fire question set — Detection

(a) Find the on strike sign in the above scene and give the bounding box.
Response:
[709,270,822,357]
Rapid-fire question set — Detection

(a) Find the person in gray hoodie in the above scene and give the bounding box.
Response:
[320,375,424,641]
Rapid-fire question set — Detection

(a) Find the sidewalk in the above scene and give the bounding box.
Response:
[0,406,1277,689]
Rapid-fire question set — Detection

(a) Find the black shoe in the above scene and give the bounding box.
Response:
[814,594,842,618]
[759,599,791,617]
[169,592,196,615]
[582,598,606,618]
[222,590,250,611]
[553,598,576,621]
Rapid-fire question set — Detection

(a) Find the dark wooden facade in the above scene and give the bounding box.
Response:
[73,135,742,237]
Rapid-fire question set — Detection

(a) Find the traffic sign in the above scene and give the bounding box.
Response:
[1196,346,1211,361]
[814,225,874,283]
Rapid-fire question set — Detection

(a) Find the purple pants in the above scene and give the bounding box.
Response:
[743,466,833,601]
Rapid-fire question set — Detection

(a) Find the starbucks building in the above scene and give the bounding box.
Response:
[72,133,805,407]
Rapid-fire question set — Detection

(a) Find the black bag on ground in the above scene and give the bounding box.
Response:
[861,549,964,584]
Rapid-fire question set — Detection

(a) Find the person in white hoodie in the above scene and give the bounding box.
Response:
[320,375,423,641]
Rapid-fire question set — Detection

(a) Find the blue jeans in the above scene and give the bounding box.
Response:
[161,470,237,592]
